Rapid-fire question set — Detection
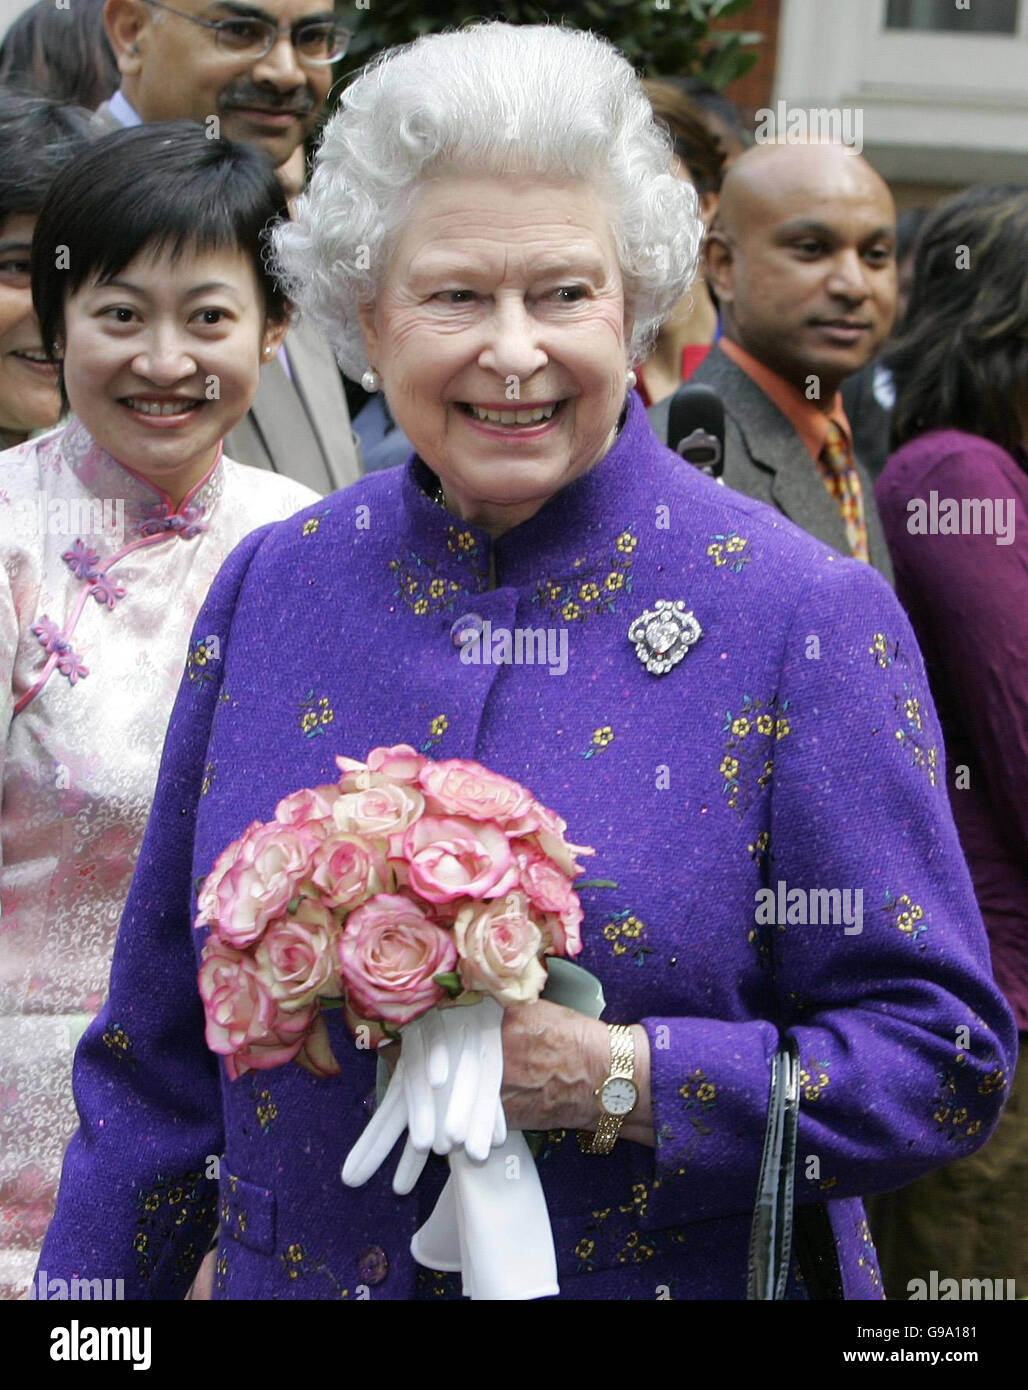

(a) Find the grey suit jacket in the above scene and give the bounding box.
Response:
[647,345,893,583]
[89,103,362,495]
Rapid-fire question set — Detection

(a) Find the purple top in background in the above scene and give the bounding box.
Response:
[877,430,1028,1030]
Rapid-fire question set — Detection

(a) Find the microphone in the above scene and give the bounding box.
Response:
[667,383,724,482]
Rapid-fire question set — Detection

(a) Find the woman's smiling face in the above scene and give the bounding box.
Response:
[358,174,633,535]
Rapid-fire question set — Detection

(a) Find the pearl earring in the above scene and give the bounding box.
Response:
[263,345,273,358]
[626,368,637,391]
[361,367,381,393]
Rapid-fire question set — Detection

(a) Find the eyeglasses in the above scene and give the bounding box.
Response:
[141,1,352,65]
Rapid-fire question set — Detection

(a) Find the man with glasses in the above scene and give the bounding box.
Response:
[91,0,362,493]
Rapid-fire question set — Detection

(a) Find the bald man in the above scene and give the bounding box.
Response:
[650,142,897,580]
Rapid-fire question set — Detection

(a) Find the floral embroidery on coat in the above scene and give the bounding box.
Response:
[931,1054,1004,1143]
[101,1022,134,1062]
[707,533,751,572]
[421,713,449,753]
[799,1057,831,1102]
[881,888,930,948]
[583,725,615,759]
[869,637,940,787]
[531,528,636,623]
[719,695,791,815]
[389,529,486,617]
[299,690,334,739]
[601,909,653,963]
[279,1243,351,1297]
[134,1171,216,1289]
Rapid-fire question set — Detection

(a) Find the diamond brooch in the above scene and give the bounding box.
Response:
[627,600,703,675]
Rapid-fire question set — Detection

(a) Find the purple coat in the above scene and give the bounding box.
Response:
[38,393,1016,1300]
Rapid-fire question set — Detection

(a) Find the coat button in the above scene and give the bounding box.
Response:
[357,1244,389,1285]
[450,612,484,648]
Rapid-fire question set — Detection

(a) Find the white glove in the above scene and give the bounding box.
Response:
[341,998,506,1192]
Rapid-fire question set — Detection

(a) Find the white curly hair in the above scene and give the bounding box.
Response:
[272,20,702,381]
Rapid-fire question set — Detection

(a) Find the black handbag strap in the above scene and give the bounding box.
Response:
[747,1038,801,1299]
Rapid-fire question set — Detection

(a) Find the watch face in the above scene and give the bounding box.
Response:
[601,1076,638,1116]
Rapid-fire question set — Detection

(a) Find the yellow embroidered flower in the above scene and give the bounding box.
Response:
[896,912,914,933]
[979,1069,1006,1094]
[869,633,889,666]
[429,715,449,737]
[562,601,581,621]
[756,714,774,735]
[575,1239,595,1260]
[406,579,419,595]
[413,598,429,615]
[615,531,638,554]
[604,571,624,592]
[612,941,628,955]
[620,915,643,938]
[904,697,922,727]
[592,726,614,748]
[933,1107,950,1124]
[775,717,791,740]
[696,1083,716,1102]
[731,716,751,737]
[134,1233,149,1253]
[952,1108,968,1125]
[428,578,446,598]
[579,582,600,603]
[707,543,725,566]
[725,536,747,554]
[546,581,563,600]
[302,517,320,536]
[300,712,318,734]
[966,1120,982,1136]
[678,1082,692,1099]
[719,755,740,780]
[192,647,207,667]
[602,922,620,941]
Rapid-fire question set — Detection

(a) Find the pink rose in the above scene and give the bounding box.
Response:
[453,891,547,1005]
[308,832,393,910]
[194,821,262,929]
[210,821,320,948]
[294,1015,341,1078]
[338,893,457,1025]
[418,758,536,825]
[512,839,584,957]
[198,937,316,1080]
[332,783,425,837]
[275,783,341,827]
[524,804,595,879]
[253,900,341,1011]
[401,815,519,904]
[366,744,428,782]
[335,745,427,792]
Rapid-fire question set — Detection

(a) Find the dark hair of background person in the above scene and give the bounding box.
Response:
[0,88,93,226]
[886,185,1028,457]
[895,206,928,266]
[32,121,294,393]
[641,78,726,196]
[656,75,752,156]
[0,0,119,110]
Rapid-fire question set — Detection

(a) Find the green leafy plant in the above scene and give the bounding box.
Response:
[336,0,761,88]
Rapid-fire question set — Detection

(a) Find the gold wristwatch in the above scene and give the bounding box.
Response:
[577,1023,638,1155]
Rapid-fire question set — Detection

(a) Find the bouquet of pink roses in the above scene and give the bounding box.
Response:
[195,744,593,1081]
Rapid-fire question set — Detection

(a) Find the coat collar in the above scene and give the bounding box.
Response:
[38,415,225,539]
[399,389,658,592]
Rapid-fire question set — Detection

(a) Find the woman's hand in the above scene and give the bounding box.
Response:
[500,1000,655,1146]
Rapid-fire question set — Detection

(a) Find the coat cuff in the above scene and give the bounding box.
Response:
[638,1015,779,1231]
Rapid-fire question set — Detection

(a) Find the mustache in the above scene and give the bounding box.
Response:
[220,84,316,115]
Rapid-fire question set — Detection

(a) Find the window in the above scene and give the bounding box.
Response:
[885,0,1019,33]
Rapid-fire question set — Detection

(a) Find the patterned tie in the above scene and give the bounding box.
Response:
[816,419,869,563]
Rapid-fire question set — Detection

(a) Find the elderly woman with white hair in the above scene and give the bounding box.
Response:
[39,22,1014,1301]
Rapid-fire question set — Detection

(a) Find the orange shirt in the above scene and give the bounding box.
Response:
[718,337,854,465]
